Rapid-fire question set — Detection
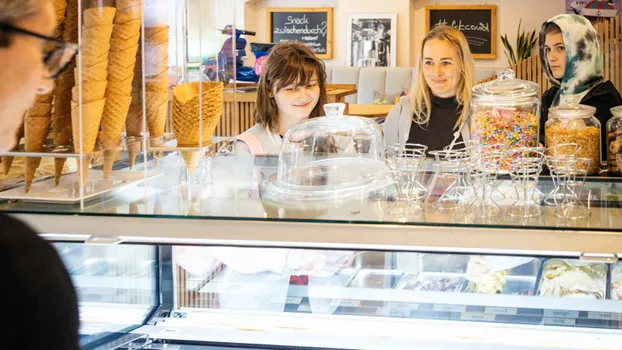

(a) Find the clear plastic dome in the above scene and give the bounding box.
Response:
[260,113,393,202]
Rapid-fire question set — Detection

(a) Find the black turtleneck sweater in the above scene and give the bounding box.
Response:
[407,94,462,152]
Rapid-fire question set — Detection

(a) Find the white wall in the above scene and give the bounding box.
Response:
[244,0,413,67]
[242,0,566,80]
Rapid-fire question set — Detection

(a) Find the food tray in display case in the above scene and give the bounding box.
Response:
[609,262,622,300]
[0,170,162,204]
[464,258,542,296]
[395,273,466,293]
[537,259,608,299]
[347,269,403,289]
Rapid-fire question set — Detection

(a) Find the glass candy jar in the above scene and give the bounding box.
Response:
[470,69,540,172]
[608,106,622,176]
[545,104,601,175]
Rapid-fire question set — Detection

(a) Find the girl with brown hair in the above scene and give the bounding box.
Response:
[235,41,328,155]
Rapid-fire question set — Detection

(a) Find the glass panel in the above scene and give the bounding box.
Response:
[4,157,622,233]
[54,243,158,346]
[168,246,622,343]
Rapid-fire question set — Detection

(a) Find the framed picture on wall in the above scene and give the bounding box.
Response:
[346,13,397,67]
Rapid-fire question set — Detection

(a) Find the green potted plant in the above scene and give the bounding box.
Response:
[501,19,538,66]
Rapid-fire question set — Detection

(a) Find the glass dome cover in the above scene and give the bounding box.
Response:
[260,114,393,202]
[472,69,539,104]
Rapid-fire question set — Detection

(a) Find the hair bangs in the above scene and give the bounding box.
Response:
[274,57,319,92]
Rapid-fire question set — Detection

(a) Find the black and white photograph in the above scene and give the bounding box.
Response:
[346,13,397,67]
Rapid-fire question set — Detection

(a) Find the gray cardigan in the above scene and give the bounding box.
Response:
[383,96,470,149]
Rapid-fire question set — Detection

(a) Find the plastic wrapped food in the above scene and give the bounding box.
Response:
[538,259,607,299]
[404,277,463,292]
[609,263,622,300]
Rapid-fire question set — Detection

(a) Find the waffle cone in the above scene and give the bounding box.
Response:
[115,5,142,24]
[77,154,91,186]
[112,20,141,40]
[54,0,67,10]
[71,99,106,154]
[74,60,109,83]
[81,44,112,62]
[87,0,114,8]
[26,103,53,118]
[109,46,139,70]
[108,65,135,81]
[102,96,132,147]
[24,116,52,193]
[110,34,140,51]
[2,156,15,175]
[126,140,141,169]
[71,81,108,103]
[146,79,168,93]
[145,42,169,65]
[144,57,169,77]
[181,150,200,177]
[106,75,134,96]
[82,24,114,44]
[116,0,142,10]
[145,92,168,138]
[81,50,110,67]
[54,158,66,186]
[145,26,169,44]
[36,91,54,104]
[83,7,116,27]
[103,148,119,181]
[172,82,223,147]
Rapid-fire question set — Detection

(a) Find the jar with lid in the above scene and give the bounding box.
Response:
[470,69,540,171]
[607,106,622,176]
[545,104,601,175]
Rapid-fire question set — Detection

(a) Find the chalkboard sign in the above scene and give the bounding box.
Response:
[425,5,497,59]
[267,8,333,59]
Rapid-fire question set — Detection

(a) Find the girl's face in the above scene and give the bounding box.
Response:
[271,72,320,123]
[544,31,566,79]
[422,38,462,98]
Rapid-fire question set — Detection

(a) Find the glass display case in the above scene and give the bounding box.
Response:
[1,1,622,349]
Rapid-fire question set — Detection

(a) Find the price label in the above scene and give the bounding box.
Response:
[339,300,362,308]
[433,304,466,313]
[461,313,496,322]
[587,312,622,321]
[285,297,303,305]
[297,304,311,312]
[485,307,518,316]
[376,307,411,317]
[542,318,576,326]
[543,310,579,318]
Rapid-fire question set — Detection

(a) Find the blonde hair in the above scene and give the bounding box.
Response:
[255,42,327,133]
[409,25,474,128]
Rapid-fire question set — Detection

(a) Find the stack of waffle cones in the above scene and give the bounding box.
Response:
[2,123,24,175]
[23,0,68,192]
[72,5,116,185]
[53,0,78,186]
[144,26,170,148]
[101,0,142,180]
[172,82,223,175]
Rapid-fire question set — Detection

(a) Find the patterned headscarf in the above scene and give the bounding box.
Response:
[539,14,605,105]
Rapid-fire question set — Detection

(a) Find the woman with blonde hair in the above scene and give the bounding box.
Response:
[384,25,475,151]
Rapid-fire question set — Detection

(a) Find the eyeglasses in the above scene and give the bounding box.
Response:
[0,23,78,79]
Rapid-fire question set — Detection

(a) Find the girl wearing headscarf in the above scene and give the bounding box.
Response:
[539,14,622,160]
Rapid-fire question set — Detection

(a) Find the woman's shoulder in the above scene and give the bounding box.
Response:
[585,80,622,103]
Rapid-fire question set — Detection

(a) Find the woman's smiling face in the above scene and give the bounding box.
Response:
[422,38,462,98]
[272,72,320,122]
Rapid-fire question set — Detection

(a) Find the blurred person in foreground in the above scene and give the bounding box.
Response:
[0,0,79,348]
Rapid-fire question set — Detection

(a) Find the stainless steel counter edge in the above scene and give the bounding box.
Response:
[12,212,622,256]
